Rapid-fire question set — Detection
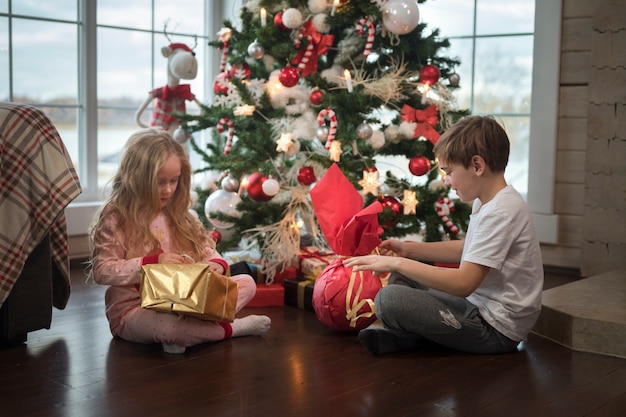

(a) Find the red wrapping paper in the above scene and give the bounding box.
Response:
[310,163,383,256]
[309,163,384,331]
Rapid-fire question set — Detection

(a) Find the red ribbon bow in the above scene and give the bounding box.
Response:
[291,20,335,77]
[159,84,195,101]
[400,104,440,145]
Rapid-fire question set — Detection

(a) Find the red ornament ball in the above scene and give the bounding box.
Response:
[208,229,222,244]
[297,166,317,185]
[378,195,403,227]
[312,258,382,332]
[273,11,290,32]
[419,64,441,86]
[229,62,251,79]
[310,89,323,106]
[278,66,300,87]
[409,155,431,176]
[246,172,273,202]
[213,72,231,95]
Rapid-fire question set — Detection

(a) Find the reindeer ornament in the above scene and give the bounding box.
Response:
[135,40,201,143]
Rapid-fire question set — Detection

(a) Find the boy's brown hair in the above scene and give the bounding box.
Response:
[433,115,510,173]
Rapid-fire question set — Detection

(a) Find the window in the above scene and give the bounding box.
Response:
[420,0,535,197]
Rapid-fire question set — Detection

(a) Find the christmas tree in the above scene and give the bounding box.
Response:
[179,0,471,280]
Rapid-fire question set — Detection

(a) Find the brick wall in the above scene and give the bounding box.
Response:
[581,0,626,276]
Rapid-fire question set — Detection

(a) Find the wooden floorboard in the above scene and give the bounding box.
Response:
[1,264,625,417]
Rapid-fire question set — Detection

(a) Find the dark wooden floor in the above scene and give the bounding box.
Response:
[1,263,625,417]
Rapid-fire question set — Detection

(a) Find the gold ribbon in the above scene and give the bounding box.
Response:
[344,270,376,328]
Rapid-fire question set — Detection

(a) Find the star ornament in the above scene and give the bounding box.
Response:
[276,132,294,153]
[358,169,381,196]
[403,190,418,215]
[329,140,342,162]
[233,104,255,116]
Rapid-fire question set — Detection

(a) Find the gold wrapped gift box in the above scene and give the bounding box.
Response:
[140,263,238,322]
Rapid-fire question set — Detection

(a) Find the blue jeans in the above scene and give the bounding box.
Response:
[375,273,519,354]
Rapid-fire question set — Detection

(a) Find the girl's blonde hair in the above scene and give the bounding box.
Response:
[88,128,211,263]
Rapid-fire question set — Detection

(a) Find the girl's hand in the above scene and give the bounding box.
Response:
[207,261,225,275]
[158,252,191,264]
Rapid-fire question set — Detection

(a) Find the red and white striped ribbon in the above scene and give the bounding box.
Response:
[217,117,234,155]
[356,17,375,58]
[435,197,460,235]
[294,33,315,73]
[317,108,337,150]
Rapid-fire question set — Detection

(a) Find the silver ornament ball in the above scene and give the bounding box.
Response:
[449,72,460,87]
[247,41,265,60]
[356,122,373,140]
[220,175,239,192]
[316,125,329,141]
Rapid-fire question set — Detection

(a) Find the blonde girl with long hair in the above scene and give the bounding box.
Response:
[88,128,270,354]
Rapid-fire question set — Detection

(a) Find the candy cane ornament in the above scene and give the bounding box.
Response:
[317,108,337,150]
[435,197,460,235]
[219,41,229,73]
[356,17,375,58]
[217,117,235,155]
[294,32,315,74]
[217,28,232,73]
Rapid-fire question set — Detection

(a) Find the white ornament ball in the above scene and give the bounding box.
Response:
[261,178,280,197]
[282,8,303,29]
[312,13,331,34]
[308,0,328,14]
[428,179,446,191]
[220,175,239,192]
[366,130,386,149]
[382,0,420,35]
[204,189,242,229]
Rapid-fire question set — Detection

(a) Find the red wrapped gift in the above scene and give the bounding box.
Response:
[309,163,385,332]
[246,283,284,307]
[312,258,381,332]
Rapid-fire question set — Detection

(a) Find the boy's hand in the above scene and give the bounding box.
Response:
[378,239,405,257]
[343,255,398,276]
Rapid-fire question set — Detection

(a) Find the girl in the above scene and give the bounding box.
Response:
[87,128,270,354]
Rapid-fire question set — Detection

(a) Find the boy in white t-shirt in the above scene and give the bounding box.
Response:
[343,115,544,355]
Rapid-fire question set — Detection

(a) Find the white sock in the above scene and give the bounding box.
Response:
[231,315,271,337]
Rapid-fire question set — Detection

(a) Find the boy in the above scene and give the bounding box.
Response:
[344,115,543,355]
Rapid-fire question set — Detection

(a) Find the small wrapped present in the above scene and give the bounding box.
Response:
[296,246,339,280]
[283,278,315,312]
[230,260,297,284]
[140,263,238,322]
[247,283,285,307]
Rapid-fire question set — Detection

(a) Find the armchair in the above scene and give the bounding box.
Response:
[0,102,82,346]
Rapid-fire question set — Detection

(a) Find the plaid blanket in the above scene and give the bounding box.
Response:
[0,102,82,308]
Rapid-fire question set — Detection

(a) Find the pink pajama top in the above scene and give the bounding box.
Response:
[92,205,228,335]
